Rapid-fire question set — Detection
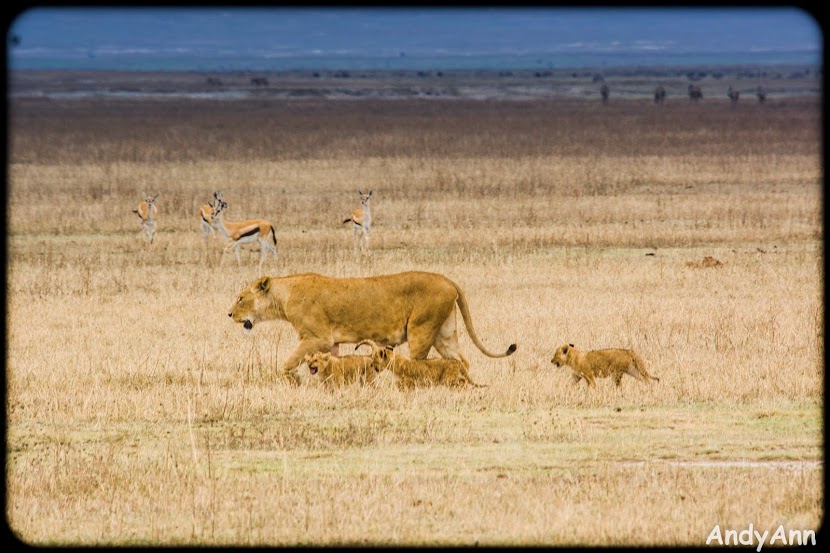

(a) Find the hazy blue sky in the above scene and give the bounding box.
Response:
[6,7,822,70]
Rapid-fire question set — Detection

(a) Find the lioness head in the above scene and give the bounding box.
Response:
[551,343,576,367]
[229,275,273,334]
[304,352,331,376]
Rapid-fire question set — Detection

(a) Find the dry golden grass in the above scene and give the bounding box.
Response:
[6,89,822,545]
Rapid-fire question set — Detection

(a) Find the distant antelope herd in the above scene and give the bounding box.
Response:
[132,189,376,266]
[133,79,770,254]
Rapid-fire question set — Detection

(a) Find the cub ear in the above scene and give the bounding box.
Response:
[562,345,569,354]
[257,276,271,293]
[569,343,575,348]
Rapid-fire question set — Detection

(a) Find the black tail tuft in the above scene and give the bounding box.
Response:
[343,217,352,224]
[506,344,517,355]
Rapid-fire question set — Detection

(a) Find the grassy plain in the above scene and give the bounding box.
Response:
[5,74,823,545]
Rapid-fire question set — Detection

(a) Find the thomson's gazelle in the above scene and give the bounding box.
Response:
[198,191,224,244]
[342,190,372,251]
[211,200,278,269]
[132,193,159,244]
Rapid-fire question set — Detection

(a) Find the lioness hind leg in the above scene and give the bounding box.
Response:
[431,311,468,367]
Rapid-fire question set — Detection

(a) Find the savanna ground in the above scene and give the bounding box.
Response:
[5,68,824,545]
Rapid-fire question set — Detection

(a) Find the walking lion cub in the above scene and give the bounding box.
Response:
[551,343,659,387]
[358,340,484,390]
[304,351,376,389]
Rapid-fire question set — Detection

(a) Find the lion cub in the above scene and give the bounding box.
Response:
[367,346,482,390]
[550,343,659,387]
[304,352,376,389]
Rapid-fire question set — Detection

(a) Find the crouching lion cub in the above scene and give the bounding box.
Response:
[551,343,659,387]
[359,340,484,390]
[304,351,376,389]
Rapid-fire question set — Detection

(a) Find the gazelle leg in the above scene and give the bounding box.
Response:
[221,242,236,266]
[262,239,278,265]
[200,221,211,245]
[258,242,270,271]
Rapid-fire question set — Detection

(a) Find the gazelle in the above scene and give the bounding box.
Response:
[132,193,158,244]
[210,199,278,270]
[198,191,224,244]
[342,190,372,251]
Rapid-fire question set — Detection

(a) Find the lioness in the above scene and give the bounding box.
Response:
[303,351,376,389]
[228,271,517,384]
[550,343,659,387]
[358,340,482,390]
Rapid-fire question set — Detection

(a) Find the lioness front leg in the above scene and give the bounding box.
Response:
[282,338,334,386]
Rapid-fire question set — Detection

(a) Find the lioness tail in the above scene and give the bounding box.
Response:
[452,281,517,358]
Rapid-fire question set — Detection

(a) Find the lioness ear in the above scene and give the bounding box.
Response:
[562,345,569,354]
[257,276,271,293]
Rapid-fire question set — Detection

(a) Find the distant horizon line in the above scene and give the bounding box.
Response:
[8,51,821,73]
